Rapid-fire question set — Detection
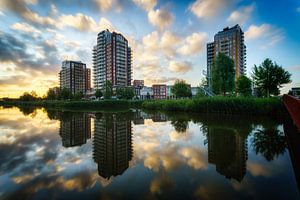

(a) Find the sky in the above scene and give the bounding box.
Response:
[0,0,300,98]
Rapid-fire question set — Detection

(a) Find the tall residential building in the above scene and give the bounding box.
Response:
[59,60,91,94]
[93,30,132,89]
[207,24,246,88]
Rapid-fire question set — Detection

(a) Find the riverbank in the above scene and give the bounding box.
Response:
[0,97,286,116]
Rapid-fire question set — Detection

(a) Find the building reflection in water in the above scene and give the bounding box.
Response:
[93,113,133,179]
[59,113,91,147]
[207,127,248,182]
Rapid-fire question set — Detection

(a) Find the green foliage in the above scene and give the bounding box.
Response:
[236,75,252,96]
[116,87,135,100]
[141,97,285,116]
[103,80,113,99]
[46,89,57,100]
[95,89,103,98]
[59,88,72,100]
[252,58,291,97]
[19,91,38,101]
[171,79,192,98]
[73,92,83,100]
[212,53,235,95]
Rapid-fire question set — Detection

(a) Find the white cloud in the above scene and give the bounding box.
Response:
[189,0,230,19]
[227,4,255,25]
[160,31,182,58]
[93,0,122,12]
[142,31,159,52]
[245,24,284,48]
[168,61,193,73]
[148,8,174,31]
[10,22,41,36]
[178,32,207,56]
[133,0,157,11]
[57,14,114,32]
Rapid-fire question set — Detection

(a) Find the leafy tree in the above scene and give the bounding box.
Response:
[116,87,134,100]
[73,92,83,100]
[236,75,252,96]
[46,89,58,100]
[19,91,38,101]
[103,80,113,99]
[59,88,72,100]
[95,89,103,99]
[252,58,291,97]
[212,53,235,95]
[171,79,192,98]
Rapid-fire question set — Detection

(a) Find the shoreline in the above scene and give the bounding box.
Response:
[0,97,286,116]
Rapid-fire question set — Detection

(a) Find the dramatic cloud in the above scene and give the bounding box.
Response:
[245,24,284,47]
[133,0,157,11]
[10,22,41,37]
[148,8,174,31]
[0,0,56,26]
[94,0,122,12]
[227,4,255,25]
[168,61,193,73]
[178,32,207,56]
[160,31,182,58]
[189,0,230,19]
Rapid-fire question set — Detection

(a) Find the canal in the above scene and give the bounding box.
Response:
[0,106,299,199]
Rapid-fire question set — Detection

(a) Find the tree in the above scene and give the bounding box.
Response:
[103,80,113,99]
[252,58,291,97]
[46,89,57,100]
[171,79,192,98]
[95,89,103,99]
[73,92,83,100]
[212,53,235,95]
[236,75,252,96]
[19,91,38,101]
[59,88,72,100]
[116,87,134,100]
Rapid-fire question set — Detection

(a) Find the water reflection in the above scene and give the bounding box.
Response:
[59,113,91,147]
[0,107,299,199]
[93,112,133,179]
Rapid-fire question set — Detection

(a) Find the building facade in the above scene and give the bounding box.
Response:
[59,60,91,94]
[93,29,132,89]
[152,84,167,99]
[133,80,144,97]
[207,24,246,89]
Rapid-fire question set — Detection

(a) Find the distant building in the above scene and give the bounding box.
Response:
[166,85,175,99]
[133,80,144,97]
[93,29,132,89]
[289,87,300,97]
[85,68,91,90]
[152,84,167,99]
[49,86,60,95]
[191,87,198,97]
[140,86,153,100]
[207,24,246,89]
[59,60,91,94]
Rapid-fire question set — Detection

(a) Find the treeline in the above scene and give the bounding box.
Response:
[211,53,291,97]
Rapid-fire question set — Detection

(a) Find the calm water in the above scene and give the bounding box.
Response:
[0,106,299,200]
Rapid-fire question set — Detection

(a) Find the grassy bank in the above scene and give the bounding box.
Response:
[141,97,285,115]
[0,97,286,115]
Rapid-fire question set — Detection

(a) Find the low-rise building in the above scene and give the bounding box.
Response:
[153,84,167,99]
[133,80,144,98]
[140,86,153,100]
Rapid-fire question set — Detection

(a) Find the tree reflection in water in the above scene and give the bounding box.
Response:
[252,126,287,161]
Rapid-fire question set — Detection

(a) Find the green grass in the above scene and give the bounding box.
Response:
[0,97,286,116]
[141,97,285,115]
